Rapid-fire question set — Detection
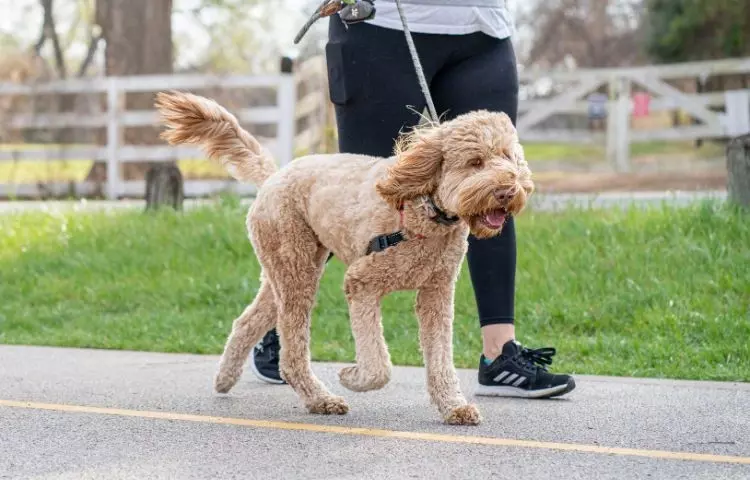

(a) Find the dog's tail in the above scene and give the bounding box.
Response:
[155,90,277,186]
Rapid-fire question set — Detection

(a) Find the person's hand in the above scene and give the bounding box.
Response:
[339,0,376,24]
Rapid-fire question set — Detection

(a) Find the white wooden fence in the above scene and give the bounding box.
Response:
[518,56,750,171]
[0,55,329,199]
[1,55,749,199]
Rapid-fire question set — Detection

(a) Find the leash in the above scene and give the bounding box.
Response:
[293,1,343,45]
[392,0,438,122]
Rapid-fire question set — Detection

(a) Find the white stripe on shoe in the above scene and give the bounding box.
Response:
[493,371,510,382]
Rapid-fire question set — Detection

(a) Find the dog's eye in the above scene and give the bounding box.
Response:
[468,158,483,168]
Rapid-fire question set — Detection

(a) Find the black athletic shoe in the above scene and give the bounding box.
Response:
[250,328,286,384]
[476,340,575,398]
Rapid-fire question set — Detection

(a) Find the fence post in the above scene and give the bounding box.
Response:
[315,56,330,154]
[726,134,750,208]
[606,75,632,172]
[616,76,632,172]
[277,56,297,168]
[606,76,617,166]
[106,77,123,199]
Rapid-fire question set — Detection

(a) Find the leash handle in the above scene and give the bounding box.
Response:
[295,0,373,44]
[294,10,323,45]
[294,0,350,45]
[294,0,438,125]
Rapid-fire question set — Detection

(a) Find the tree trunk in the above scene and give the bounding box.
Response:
[87,0,177,185]
[726,134,750,208]
[145,163,183,211]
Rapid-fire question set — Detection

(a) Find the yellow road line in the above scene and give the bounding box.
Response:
[2,399,749,466]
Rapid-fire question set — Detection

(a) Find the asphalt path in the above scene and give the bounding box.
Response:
[1,346,748,479]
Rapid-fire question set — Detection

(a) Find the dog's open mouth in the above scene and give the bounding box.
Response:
[478,209,507,230]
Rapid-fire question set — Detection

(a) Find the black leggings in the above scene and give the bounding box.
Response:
[325,19,518,326]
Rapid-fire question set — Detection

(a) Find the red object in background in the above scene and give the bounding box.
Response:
[633,92,650,117]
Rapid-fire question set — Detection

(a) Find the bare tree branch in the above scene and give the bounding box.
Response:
[40,0,68,78]
[77,32,102,77]
[33,21,47,56]
[520,0,646,69]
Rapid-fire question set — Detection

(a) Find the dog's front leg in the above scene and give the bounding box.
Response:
[276,288,349,416]
[416,279,481,426]
[338,271,392,391]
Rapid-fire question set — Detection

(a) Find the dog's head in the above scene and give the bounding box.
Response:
[376,110,534,239]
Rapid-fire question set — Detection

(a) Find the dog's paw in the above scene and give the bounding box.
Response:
[214,370,240,394]
[444,404,481,426]
[338,365,390,392]
[306,395,349,415]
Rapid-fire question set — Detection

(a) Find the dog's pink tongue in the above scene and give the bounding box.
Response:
[484,210,506,228]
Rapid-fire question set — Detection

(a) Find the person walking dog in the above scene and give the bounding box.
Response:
[252,0,576,399]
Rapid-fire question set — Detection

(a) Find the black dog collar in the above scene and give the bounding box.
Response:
[420,196,460,226]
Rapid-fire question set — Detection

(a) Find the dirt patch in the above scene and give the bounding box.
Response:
[535,170,727,193]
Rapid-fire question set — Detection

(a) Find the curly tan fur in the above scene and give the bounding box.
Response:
[155,90,277,185]
[154,91,534,425]
[376,121,443,209]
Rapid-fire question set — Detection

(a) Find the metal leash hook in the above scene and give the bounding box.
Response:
[294,0,376,44]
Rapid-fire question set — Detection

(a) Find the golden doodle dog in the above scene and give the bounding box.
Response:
[155,90,534,425]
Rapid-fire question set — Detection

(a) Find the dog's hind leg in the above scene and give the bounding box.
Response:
[338,267,392,392]
[416,278,481,426]
[214,277,277,393]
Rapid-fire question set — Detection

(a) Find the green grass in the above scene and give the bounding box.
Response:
[0,140,727,183]
[1,199,748,381]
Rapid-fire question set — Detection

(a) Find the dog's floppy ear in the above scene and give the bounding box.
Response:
[510,140,535,195]
[376,124,443,209]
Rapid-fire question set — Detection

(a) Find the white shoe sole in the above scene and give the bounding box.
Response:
[249,357,286,385]
[474,382,572,399]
